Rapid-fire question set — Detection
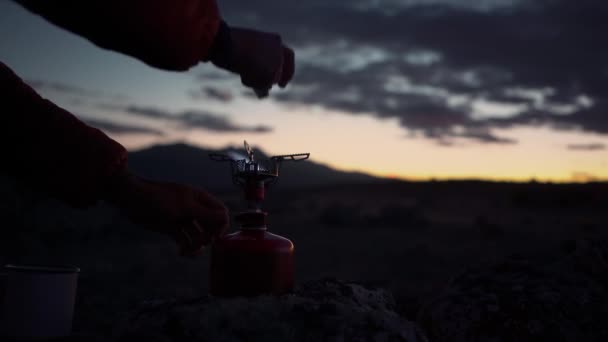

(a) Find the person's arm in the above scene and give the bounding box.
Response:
[15,0,221,71]
[0,61,127,208]
[0,61,228,255]
[14,0,295,96]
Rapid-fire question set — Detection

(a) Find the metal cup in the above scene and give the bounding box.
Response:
[0,264,80,340]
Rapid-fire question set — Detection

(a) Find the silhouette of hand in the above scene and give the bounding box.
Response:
[105,171,229,257]
[211,25,295,98]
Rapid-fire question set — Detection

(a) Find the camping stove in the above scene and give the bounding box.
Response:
[209,141,309,297]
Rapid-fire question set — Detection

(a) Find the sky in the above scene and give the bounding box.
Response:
[1,0,607,182]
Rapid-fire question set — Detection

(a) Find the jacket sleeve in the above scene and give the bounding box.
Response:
[0,61,128,208]
[14,0,221,71]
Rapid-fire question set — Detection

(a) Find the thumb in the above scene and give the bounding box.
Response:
[187,200,230,239]
[278,46,295,88]
[175,214,226,258]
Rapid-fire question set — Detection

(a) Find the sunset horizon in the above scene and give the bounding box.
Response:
[2,0,606,184]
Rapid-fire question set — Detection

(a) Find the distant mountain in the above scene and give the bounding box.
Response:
[128,143,380,191]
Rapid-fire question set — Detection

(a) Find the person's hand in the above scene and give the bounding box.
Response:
[104,171,229,257]
[209,23,295,98]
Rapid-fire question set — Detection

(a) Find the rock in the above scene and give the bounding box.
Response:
[418,238,608,342]
[116,278,427,342]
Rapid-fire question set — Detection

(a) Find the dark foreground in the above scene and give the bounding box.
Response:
[1,179,607,340]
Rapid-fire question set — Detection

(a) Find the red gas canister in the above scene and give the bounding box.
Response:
[210,211,294,297]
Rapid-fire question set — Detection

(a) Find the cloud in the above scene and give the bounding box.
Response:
[188,86,234,102]
[212,0,608,144]
[26,79,101,97]
[567,143,606,151]
[454,129,516,145]
[26,79,127,100]
[195,69,235,81]
[124,105,272,133]
[82,118,164,136]
[123,106,170,120]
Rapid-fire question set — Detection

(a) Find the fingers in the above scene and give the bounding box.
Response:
[196,208,229,240]
[176,225,200,257]
[244,45,294,94]
[177,190,229,257]
[254,88,270,98]
[228,27,295,95]
[279,46,295,88]
[241,73,272,96]
[176,219,213,257]
[192,219,212,245]
[184,214,227,256]
[120,177,230,258]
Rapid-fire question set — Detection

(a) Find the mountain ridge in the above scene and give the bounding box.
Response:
[128,143,381,191]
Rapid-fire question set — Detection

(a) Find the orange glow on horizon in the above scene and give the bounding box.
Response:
[98,98,608,185]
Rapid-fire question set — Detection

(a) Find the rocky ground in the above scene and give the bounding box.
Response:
[115,278,427,342]
[110,238,608,342]
[2,180,607,341]
[418,238,608,342]
[4,239,608,341]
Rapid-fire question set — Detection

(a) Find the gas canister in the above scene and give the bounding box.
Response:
[210,211,294,296]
